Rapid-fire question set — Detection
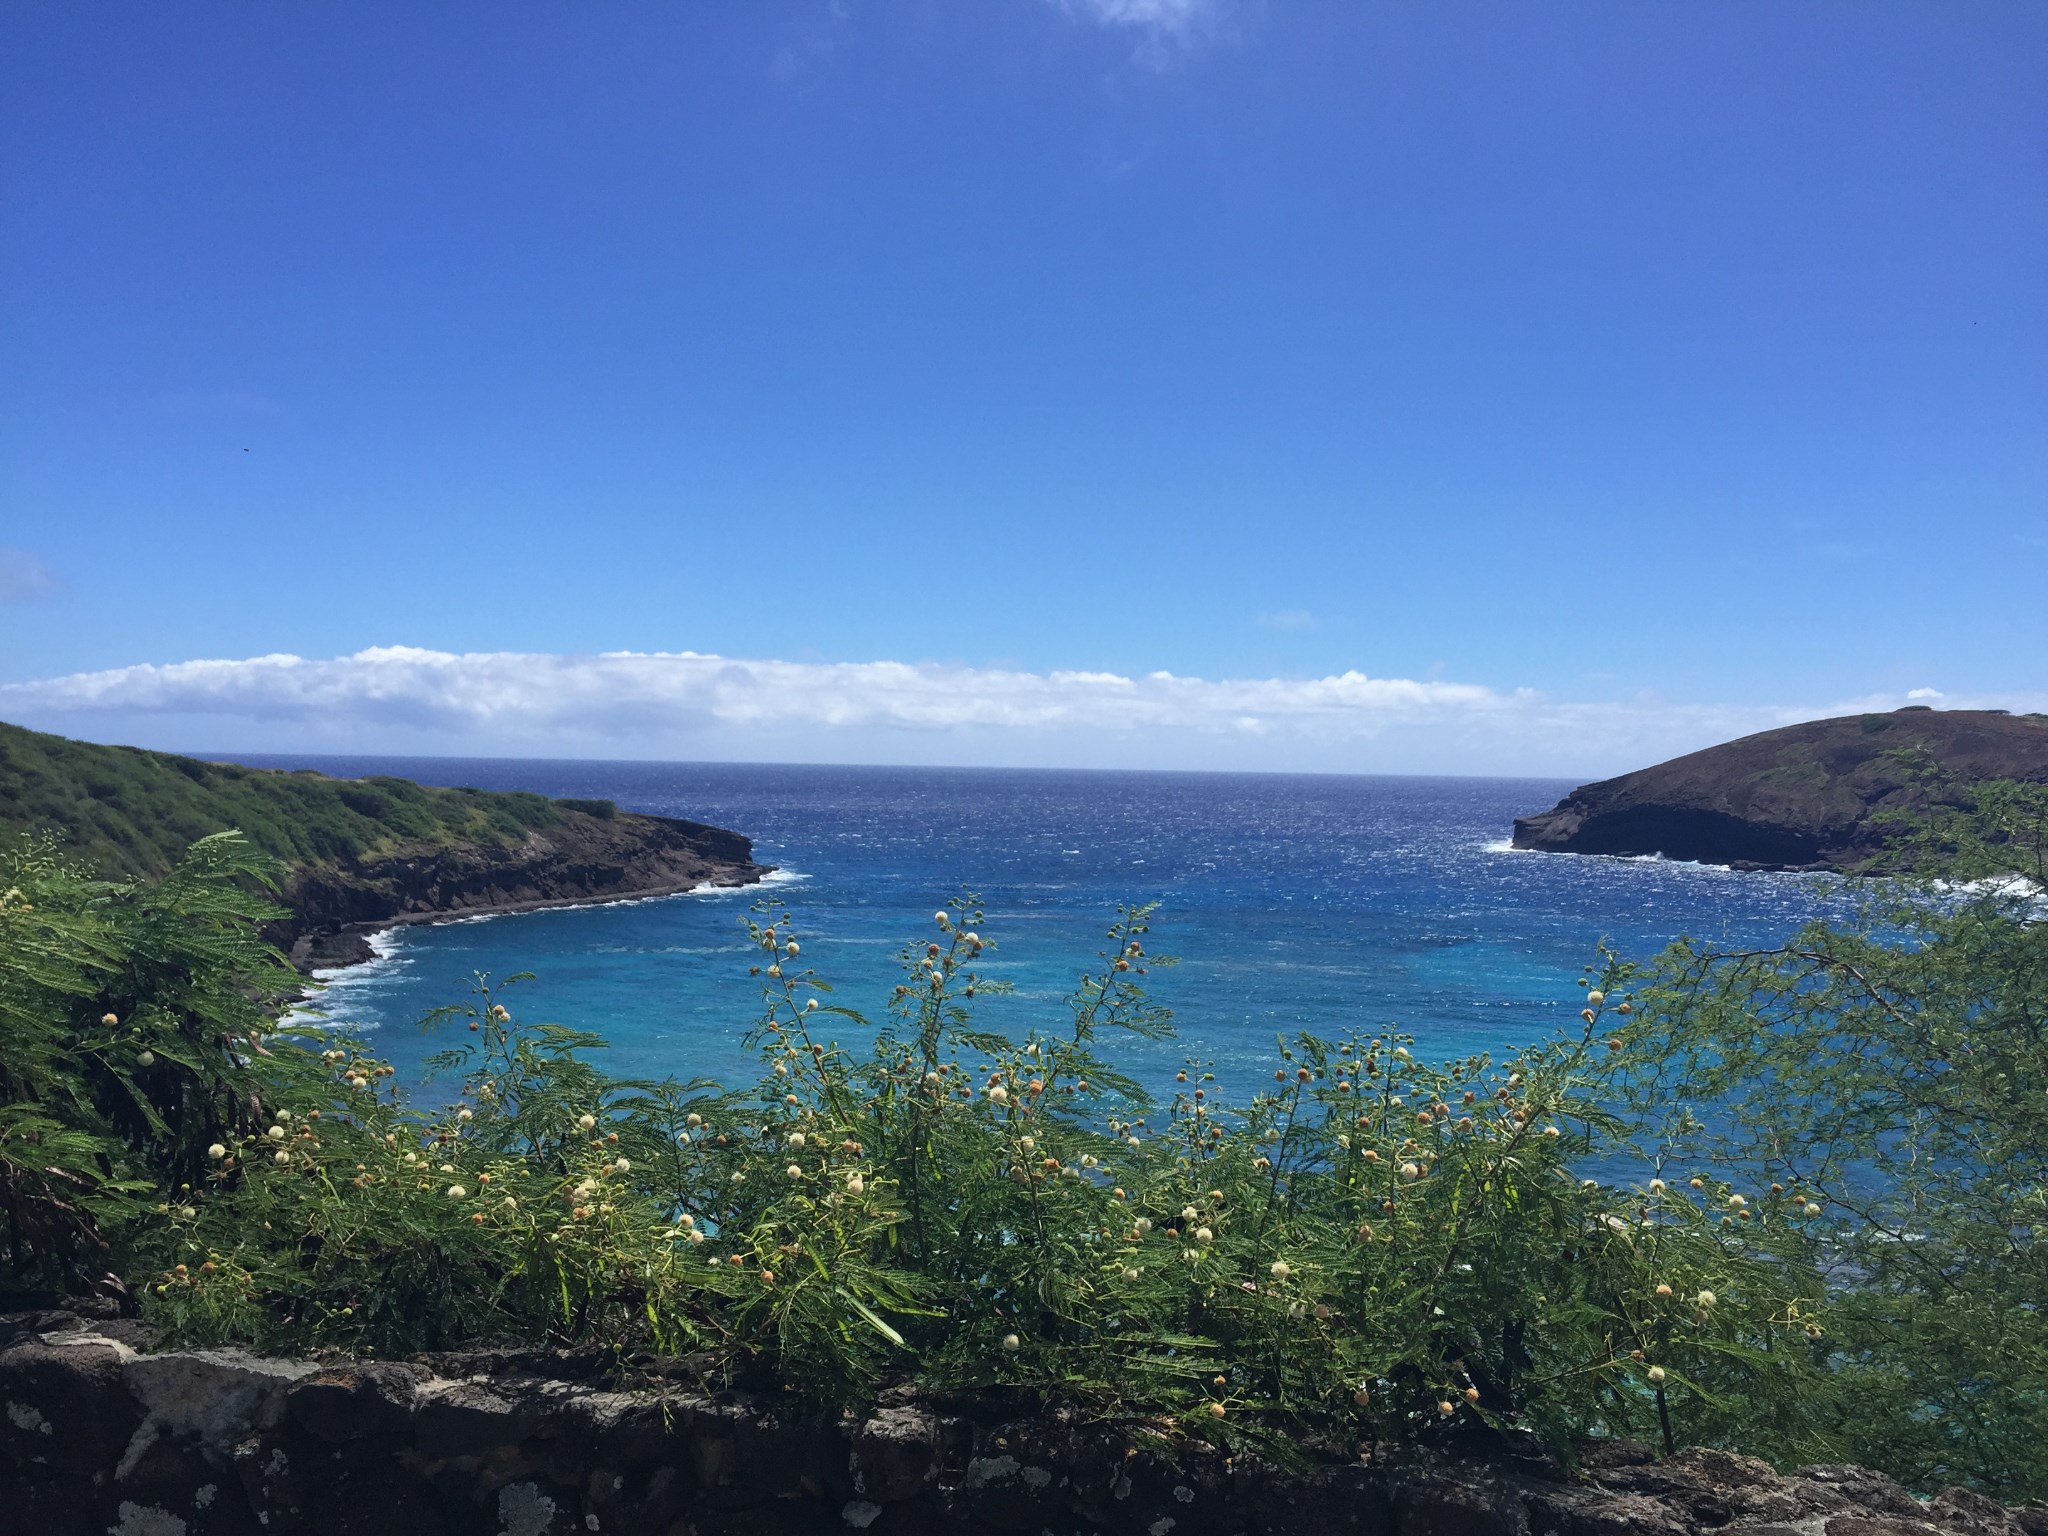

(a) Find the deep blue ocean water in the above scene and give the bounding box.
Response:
[236,759,1844,1103]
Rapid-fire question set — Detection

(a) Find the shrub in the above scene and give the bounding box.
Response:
[5,821,2042,1495]
[0,831,299,1298]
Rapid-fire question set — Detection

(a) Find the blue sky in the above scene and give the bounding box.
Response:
[3,1,2043,774]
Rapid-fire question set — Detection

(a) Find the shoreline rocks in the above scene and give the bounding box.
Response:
[270,809,770,976]
[4,1310,2042,1536]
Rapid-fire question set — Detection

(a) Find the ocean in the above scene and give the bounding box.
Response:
[239,758,1844,1103]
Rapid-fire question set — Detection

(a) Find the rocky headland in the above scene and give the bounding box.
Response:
[1512,709,2048,872]
[0,720,769,972]
[5,1307,2044,1536]
[273,806,767,972]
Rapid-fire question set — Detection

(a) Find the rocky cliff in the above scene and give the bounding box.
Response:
[1512,709,2048,871]
[274,808,767,971]
[3,1309,2041,1536]
[0,720,769,972]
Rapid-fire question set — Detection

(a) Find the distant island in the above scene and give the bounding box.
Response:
[1513,707,2048,870]
[0,720,768,970]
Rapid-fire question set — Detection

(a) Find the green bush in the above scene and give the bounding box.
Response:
[1624,873,2048,1491]
[4,812,2043,1496]
[0,831,300,1297]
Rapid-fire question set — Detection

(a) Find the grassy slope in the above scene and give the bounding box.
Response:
[0,720,612,880]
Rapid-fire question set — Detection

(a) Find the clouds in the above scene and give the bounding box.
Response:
[0,549,56,604]
[1049,0,1232,61]
[0,645,1498,737]
[10,644,2039,776]
[1058,0,1220,33]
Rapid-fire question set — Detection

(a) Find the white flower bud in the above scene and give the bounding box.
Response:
[1001,1332,1020,1351]
[206,1143,227,1160]
[786,1164,804,1179]
[1647,1366,1666,1384]
[1270,1261,1291,1279]
[447,1185,467,1199]
[578,1114,597,1131]
[267,1125,286,1141]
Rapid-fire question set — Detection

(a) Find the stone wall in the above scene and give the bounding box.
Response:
[3,1310,2042,1536]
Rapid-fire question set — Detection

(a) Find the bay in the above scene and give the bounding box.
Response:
[236,758,1842,1101]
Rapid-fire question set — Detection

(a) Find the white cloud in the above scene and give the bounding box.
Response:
[3,646,2041,777]
[1050,0,1231,60]
[1060,0,1218,31]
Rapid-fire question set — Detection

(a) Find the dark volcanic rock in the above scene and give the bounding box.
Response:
[273,807,768,974]
[1512,709,2048,872]
[4,1316,2038,1536]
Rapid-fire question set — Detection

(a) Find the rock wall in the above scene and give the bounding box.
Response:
[3,1312,2041,1536]
[273,810,767,972]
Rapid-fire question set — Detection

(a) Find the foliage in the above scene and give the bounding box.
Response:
[1624,865,2048,1496]
[48,861,1823,1467]
[0,719,585,881]
[0,831,300,1295]
[1877,772,2048,887]
[4,815,2043,1497]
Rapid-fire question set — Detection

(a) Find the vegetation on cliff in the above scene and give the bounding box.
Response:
[0,720,593,878]
[1,783,2042,1497]
[0,722,763,964]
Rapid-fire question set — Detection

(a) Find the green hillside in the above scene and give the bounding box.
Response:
[0,719,612,879]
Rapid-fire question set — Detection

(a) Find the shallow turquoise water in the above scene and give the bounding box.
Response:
[241,758,1844,1102]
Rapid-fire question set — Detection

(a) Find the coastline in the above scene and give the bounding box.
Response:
[286,864,774,975]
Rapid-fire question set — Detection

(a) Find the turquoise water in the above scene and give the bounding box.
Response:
[241,758,1843,1100]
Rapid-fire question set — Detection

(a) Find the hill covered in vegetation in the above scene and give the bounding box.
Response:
[1513,707,2048,870]
[0,720,766,965]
